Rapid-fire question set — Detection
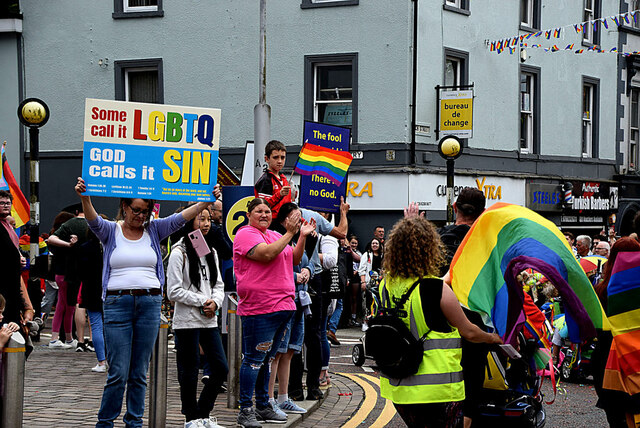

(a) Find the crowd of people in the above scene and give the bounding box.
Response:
[3,135,640,428]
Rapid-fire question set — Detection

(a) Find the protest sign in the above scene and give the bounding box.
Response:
[298,121,350,213]
[221,185,255,293]
[82,98,220,201]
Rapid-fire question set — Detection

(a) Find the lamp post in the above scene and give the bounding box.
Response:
[438,135,463,225]
[17,98,49,309]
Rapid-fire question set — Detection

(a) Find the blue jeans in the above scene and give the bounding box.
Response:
[327,298,343,333]
[88,309,106,362]
[239,310,294,409]
[96,294,162,428]
[175,328,228,422]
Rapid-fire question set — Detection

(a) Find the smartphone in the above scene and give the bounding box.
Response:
[188,229,211,258]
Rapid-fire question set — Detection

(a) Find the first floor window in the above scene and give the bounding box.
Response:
[521,0,534,27]
[520,72,535,153]
[445,57,462,87]
[115,59,163,103]
[582,83,594,157]
[113,0,163,18]
[124,0,158,12]
[630,89,639,169]
[305,53,357,139]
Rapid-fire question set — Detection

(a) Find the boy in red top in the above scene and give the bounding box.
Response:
[254,140,291,219]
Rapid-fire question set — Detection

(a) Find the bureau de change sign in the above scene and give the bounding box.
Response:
[439,89,473,139]
[82,98,220,201]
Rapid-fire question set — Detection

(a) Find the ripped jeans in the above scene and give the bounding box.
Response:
[239,310,294,409]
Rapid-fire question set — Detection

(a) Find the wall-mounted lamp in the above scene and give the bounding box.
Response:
[98,58,109,68]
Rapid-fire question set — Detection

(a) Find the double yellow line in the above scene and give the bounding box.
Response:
[338,373,396,428]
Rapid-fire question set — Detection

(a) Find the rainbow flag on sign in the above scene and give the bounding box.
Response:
[603,251,640,397]
[294,142,353,186]
[0,143,30,228]
[450,203,608,344]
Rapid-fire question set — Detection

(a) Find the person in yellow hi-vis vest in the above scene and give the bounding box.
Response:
[379,216,502,428]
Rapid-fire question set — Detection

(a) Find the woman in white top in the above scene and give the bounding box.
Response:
[75,177,213,428]
[167,206,226,428]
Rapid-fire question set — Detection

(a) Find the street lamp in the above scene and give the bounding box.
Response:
[17,97,49,314]
[438,135,463,224]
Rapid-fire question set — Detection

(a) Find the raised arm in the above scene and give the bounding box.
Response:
[329,197,350,239]
[74,177,98,221]
[292,219,315,266]
[440,284,502,344]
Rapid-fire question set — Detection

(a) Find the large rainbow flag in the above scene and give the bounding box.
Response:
[603,251,640,398]
[0,143,30,228]
[450,202,608,344]
[294,142,353,186]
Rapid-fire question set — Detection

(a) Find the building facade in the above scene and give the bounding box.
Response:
[0,0,631,241]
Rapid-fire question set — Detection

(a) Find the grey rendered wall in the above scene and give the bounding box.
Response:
[19,1,411,153]
[417,0,618,160]
[0,33,21,177]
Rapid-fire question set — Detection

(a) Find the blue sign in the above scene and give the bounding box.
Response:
[220,185,255,292]
[298,121,350,213]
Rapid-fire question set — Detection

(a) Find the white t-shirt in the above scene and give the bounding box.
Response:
[107,224,160,290]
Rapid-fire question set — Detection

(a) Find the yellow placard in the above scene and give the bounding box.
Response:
[439,90,473,138]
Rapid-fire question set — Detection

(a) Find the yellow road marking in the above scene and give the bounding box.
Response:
[355,374,397,427]
[339,372,378,428]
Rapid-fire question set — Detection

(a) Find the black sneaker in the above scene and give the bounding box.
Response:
[237,407,262,428]
[86,341,95,352]
[289,389,304,401]
[75,342,87,353]
[255,403,287,424]
[306,388,324,400]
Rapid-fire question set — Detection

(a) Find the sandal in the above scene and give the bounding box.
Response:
[319,375,331,387]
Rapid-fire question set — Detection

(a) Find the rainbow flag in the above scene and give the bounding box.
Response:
[294,142,353,186]
[450,202,608,344]
[0,144,30,228]
[603,251,640,396]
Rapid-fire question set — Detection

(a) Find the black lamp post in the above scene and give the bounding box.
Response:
[438,135,463,225]
[17,98,49,312]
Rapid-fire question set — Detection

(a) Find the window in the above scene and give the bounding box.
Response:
[443,0,469,15]
[113,0,163,19]
[519,66,540,154]
[633,0,640,30]
[631,89,639,170]
[300,0,358,8]
[582,0,601,45]
[444,48,468,87]
[305,54,358,140]
[582,77,600,158]
[114,59,164,103]
[520,0,540,30]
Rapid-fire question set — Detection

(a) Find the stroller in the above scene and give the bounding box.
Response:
[351,271,382,367]
[474,332,546,428]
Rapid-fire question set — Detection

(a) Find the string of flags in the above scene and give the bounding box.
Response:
[488,10,640,56]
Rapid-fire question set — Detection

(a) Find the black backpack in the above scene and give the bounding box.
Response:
[364,278,430,379]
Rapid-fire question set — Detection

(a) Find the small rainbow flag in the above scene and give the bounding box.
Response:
[603,251,640,396]
[450,203,608,344]
[294,142,353,186]
[0,143,30,228]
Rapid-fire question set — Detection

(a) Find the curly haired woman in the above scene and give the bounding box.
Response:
[379,216,502,428]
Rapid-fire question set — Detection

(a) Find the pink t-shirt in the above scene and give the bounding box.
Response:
[233,225,296,316]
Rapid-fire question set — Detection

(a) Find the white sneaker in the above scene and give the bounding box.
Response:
[200,416,225,428]
[49,340,72,349]
[361,322,369,332]
[65,339,78,348]
[91,363,107,373]
[184,419,206,428]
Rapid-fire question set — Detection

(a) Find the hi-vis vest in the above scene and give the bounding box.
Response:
[379,277,465,404]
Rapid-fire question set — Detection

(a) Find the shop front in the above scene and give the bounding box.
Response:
[525,181,563,225]
[560,180,618,238]
[345,172,526,243]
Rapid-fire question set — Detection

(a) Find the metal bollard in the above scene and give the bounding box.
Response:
[226,293,241,409]
[148,314,169,428]
[1,332,26,428]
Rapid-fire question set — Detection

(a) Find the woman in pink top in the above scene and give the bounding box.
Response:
[233,197,314,427]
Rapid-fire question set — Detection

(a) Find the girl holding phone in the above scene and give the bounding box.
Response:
[166,205,227,428]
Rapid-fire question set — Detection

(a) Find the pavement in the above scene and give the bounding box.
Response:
[21,328,365,427]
